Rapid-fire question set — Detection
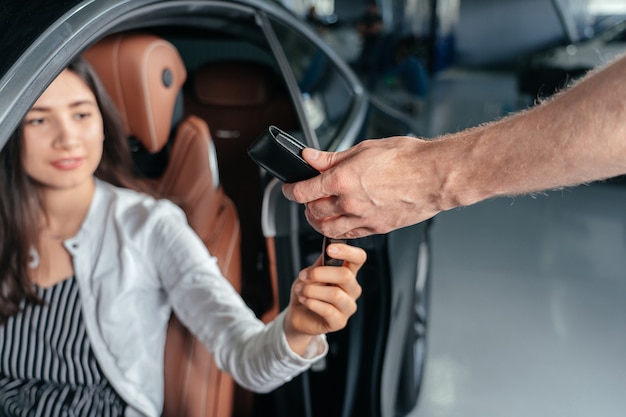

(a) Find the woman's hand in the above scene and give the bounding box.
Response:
[284,242,366,356]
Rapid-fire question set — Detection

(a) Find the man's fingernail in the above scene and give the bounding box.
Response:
[308,149,320,160]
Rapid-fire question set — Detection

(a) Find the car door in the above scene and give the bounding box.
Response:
[257,11,432,417]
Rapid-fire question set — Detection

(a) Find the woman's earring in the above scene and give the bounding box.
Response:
[28,246,40,269]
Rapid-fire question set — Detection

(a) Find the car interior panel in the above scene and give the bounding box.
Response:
[83,32,243,417]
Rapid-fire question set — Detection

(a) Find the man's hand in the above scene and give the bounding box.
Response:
[282,137,445,238]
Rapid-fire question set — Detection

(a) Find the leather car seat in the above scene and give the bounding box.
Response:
[83,33,242,417]
[184,60,299,322]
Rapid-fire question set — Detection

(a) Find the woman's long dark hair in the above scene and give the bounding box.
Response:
[0,56,137,324]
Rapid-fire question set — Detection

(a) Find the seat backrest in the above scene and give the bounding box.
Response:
[184,60,298,320]
[83,33,241,417]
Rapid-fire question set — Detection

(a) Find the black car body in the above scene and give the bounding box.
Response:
[0,1,431,416]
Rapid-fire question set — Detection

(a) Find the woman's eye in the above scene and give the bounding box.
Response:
[75,112,91,120]
[24,117,45,126]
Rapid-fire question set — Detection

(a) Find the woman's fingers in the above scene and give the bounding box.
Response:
[321,242,367,275]
[287,243,365,336]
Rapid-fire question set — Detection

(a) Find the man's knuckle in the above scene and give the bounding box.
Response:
[291,185,305,203]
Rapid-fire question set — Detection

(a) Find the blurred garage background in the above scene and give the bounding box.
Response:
[279,1,626,416]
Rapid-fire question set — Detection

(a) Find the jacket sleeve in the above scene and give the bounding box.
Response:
[146,200,328,392]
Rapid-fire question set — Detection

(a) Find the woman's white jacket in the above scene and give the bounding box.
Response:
[64,179,326,417]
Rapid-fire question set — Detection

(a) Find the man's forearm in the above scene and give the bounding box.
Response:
[439,53,626,210]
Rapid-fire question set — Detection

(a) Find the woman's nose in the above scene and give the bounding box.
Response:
[53,118,81,149]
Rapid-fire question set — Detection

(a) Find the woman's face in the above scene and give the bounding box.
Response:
[21,69,104,192]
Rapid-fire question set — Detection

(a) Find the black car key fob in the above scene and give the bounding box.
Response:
[323,237,347,267]
[247,125,320,183]
[249,127,343,265]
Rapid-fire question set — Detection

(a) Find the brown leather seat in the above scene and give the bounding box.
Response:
[184,60,299,321]
[84,33,241,417]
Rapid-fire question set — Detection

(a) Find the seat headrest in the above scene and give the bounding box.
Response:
[83,33,187,153]
[193,61,273,107]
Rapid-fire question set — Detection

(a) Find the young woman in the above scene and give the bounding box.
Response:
[0,58,366,416]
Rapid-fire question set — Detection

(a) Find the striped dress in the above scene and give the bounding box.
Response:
[0,277,126,416]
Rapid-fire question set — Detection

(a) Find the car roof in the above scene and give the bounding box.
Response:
[0,0,325,151]
[2,1,91,75]
[0,0,292,76]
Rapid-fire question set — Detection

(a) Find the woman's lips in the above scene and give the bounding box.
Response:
[51,157,84,170]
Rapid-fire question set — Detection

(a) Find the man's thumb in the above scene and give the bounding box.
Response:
[302,148,342,172]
